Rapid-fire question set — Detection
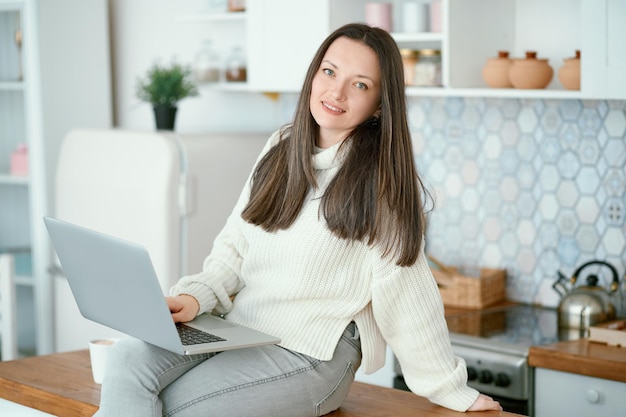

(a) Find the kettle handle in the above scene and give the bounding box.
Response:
[571,260,619,293]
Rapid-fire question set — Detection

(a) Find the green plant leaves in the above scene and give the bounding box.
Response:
[136,61,199,107]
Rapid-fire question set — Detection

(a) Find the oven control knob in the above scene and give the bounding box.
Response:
[494,372,511,387]
[479,370,493,384]
[467,366,478,381]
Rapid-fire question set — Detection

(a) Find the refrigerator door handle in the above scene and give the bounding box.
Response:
[178,173,195,218]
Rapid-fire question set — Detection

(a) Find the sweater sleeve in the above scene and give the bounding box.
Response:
[371,247,479,412]
[170,130,282,315]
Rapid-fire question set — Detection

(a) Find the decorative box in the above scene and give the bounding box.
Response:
[10,144,29,176]
[589,319,626,348]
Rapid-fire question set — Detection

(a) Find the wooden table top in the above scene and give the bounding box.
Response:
[528,338,626,383]
[0,350,99,417]
[0,349,518,417]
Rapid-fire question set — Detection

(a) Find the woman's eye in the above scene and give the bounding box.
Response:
[323,68,334,76]
[355,82,368,90]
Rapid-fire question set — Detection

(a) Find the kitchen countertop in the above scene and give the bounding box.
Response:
[528,338,626,383]
[0,350,522,417]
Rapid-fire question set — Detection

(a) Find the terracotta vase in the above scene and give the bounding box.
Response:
[508,51,553,89]
[558,50,581,90]
[482,51,513,88]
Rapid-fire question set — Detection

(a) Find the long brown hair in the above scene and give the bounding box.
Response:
[242,23,430,266]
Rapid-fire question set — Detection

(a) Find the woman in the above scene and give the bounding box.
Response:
[95,23,502,416]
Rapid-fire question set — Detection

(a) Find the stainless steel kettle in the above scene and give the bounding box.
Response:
[554,260,619,331]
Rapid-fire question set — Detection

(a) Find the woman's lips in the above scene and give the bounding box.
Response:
[322,101,345,114]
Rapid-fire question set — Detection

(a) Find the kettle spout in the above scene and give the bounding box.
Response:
[552,271,570,297]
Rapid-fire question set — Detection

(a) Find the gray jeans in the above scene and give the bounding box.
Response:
[94,323,361,417]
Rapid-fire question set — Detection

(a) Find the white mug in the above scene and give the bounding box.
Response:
[89,338,119,384]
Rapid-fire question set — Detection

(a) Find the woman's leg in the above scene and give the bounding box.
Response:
[95,323,361,417]
[94,337,214,417]
[160,323,362,417]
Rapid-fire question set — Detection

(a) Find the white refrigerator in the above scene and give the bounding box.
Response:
[52,128,268,352]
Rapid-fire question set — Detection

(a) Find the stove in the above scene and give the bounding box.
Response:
[394,302,565,416]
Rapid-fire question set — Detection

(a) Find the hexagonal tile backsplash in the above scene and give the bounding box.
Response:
[409,98,625,308]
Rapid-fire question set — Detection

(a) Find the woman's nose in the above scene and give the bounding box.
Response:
[330,80,347,101]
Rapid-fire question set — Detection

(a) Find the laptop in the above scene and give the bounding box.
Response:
[44,216,280,355]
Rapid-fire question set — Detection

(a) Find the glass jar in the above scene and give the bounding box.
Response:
[400,49,418,86]
[414,49,442,87]
[194,40,220,83]
[224,46,247,82]
[228,0,245,12]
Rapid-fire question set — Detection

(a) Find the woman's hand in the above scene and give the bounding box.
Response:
[166,294,200,323]
[467,394,503,412]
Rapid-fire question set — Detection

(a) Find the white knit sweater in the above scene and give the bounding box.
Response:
[171,130,479,411]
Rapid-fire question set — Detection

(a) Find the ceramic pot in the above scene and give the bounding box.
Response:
[508,51,553,89]
[482,51,513,88]
[558,50,581,90]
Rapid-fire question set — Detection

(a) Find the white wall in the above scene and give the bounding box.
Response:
[108,0,294,133]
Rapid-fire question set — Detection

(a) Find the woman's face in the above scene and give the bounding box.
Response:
[310,36,381,148]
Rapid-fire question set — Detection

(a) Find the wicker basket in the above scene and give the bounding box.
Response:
[432,267,506,309]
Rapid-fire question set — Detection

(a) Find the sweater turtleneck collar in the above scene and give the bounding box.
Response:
[313,140,344,171]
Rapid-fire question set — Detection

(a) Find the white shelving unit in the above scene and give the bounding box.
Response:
[180,0,626,100]
[0,0,39,358]
[0,0,112,355]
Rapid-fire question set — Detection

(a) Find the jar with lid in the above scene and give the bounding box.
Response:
[224,46,247,82]
[228,0,245,12]
[414,49,442,87]
[508,51,553,89]
[558,50,580,90]
[194,40,220,83]
[482,50,513,88]
[400,49,418,86]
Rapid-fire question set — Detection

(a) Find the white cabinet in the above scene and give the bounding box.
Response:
[246,1,329,92]
[581,0,626,99]
[186,0,625,99]
[0,0,112,355]
[534,368,626,417]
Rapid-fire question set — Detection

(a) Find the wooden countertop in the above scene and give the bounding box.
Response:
[528,338,626,383]
[0,350,521,417]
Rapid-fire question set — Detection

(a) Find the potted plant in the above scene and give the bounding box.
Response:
[135,60,199,130]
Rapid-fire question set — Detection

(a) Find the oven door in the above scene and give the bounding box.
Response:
[393,375,531,416]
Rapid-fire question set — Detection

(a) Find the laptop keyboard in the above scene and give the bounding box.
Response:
[176,323,227,345]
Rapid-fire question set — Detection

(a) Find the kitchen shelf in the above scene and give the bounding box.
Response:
[177,11,246,23]
[392,32,444,43]
[405,86,582,99]
[0,174,29,185]
[0,81,24,91]
[14,274,32,286]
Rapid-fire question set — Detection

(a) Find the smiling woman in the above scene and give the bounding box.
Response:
[95,23,501,417]
[309,37,381,148]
